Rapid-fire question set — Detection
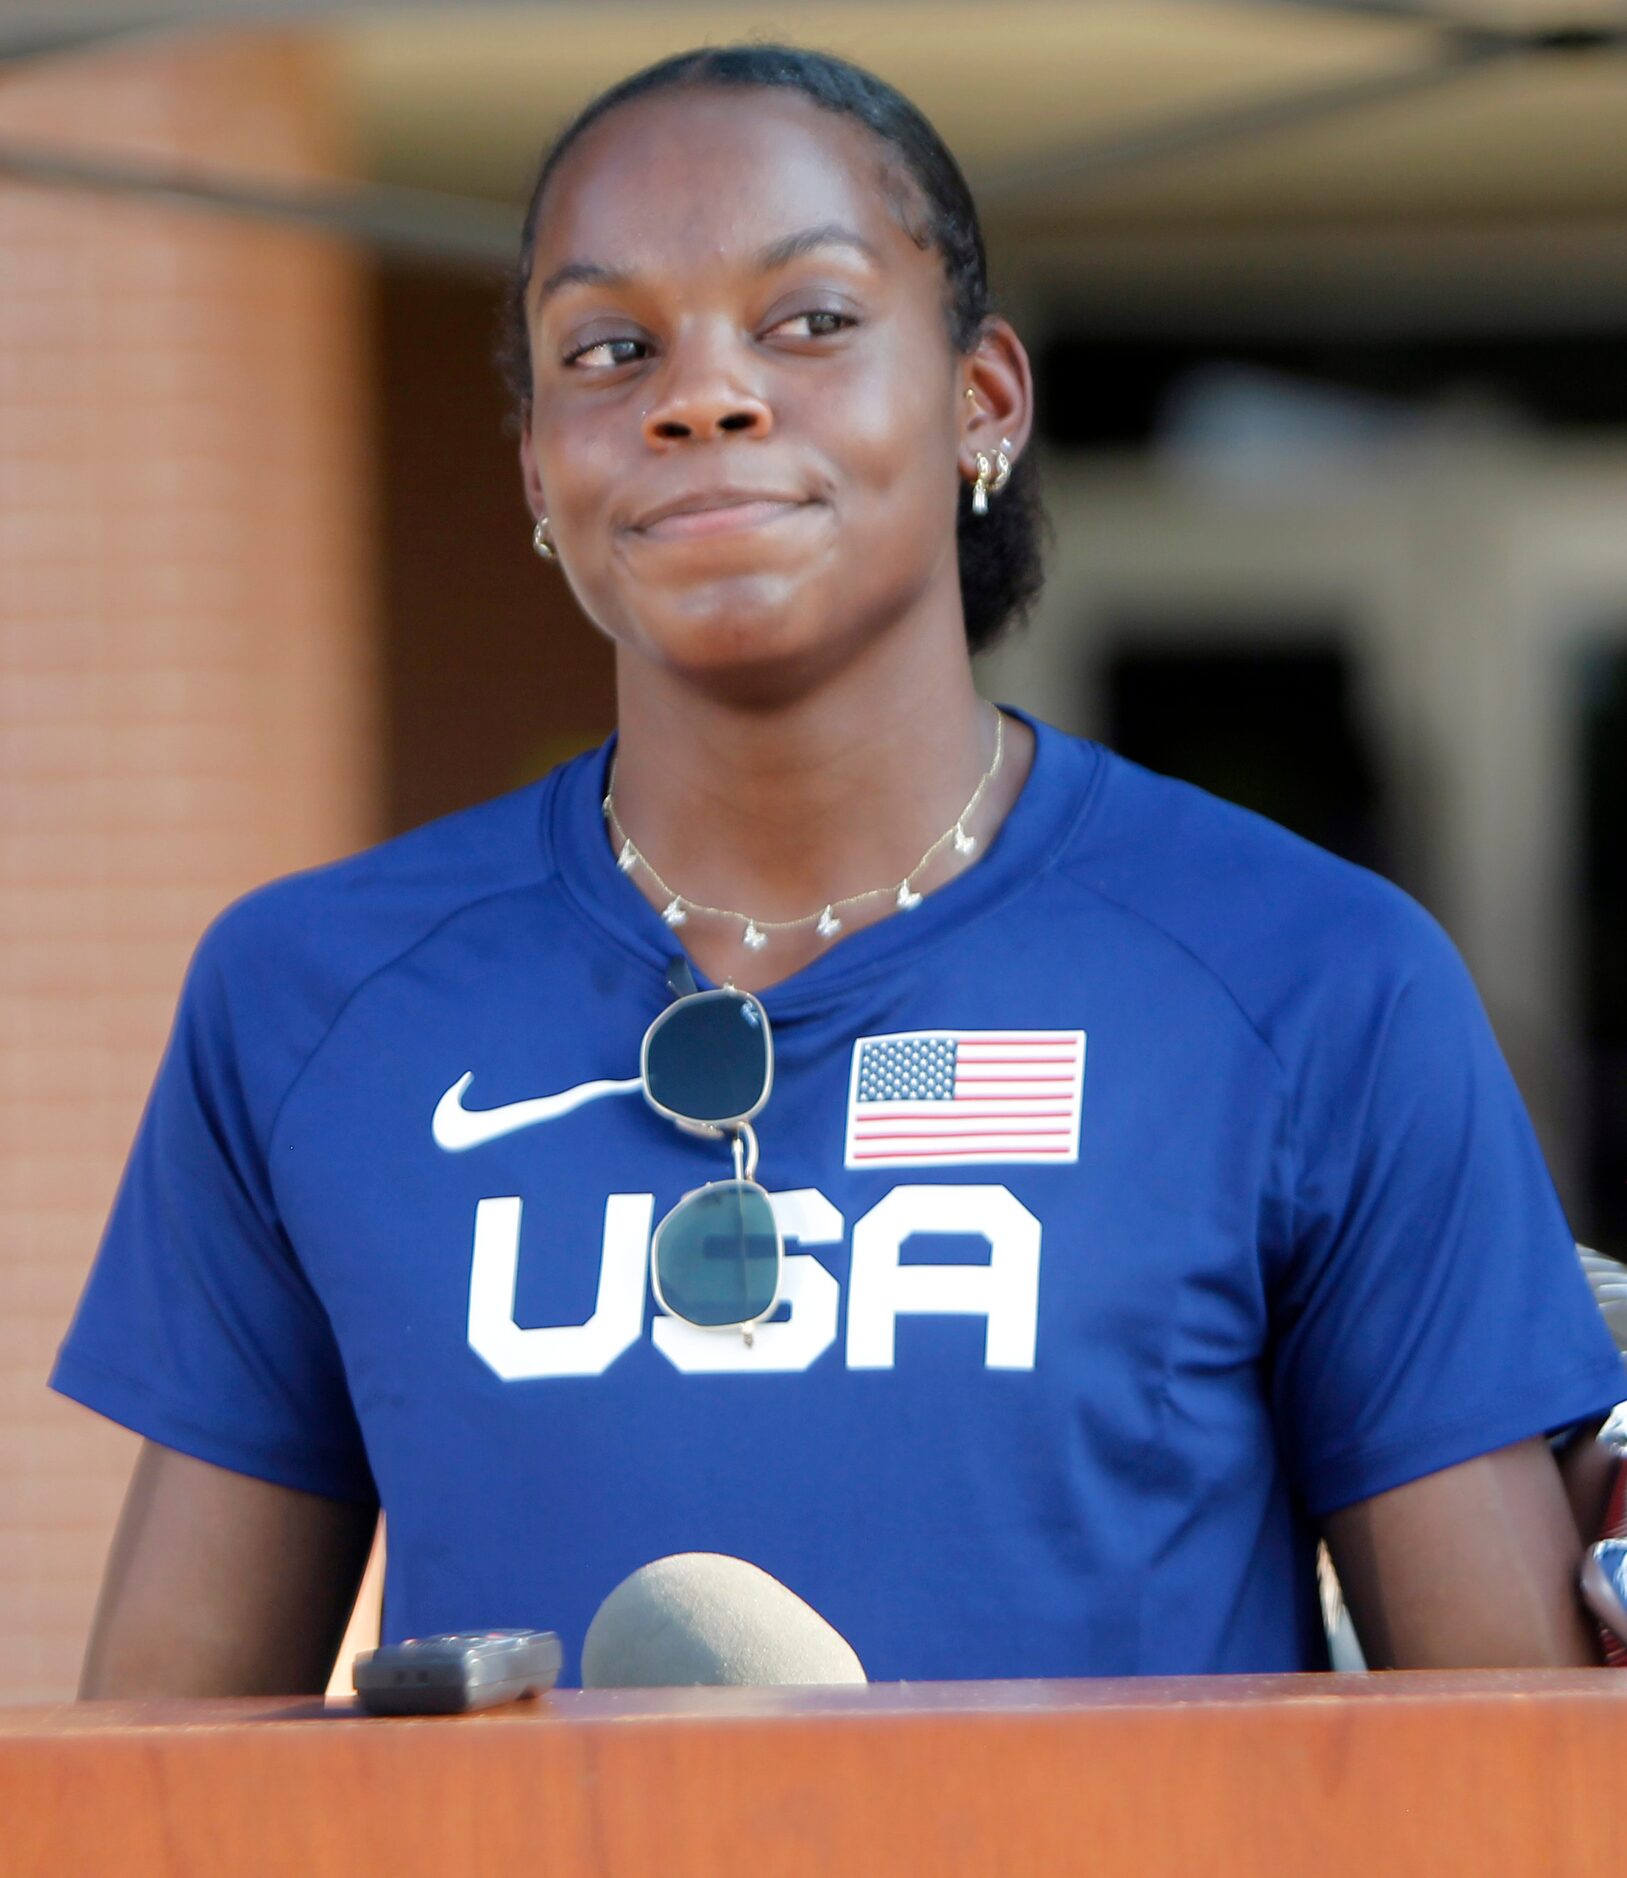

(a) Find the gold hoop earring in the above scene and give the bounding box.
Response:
[991,440,1014,495]
[532,518,556,561]
[971,453,992,517]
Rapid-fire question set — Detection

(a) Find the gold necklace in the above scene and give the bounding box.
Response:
[603,710,1005,952]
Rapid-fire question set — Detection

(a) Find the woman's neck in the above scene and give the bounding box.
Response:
[607,626,1033,991]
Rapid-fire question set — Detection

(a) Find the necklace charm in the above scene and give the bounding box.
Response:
[603,708,1002,945]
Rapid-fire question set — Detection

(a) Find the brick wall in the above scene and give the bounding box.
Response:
[0,33,376,1702]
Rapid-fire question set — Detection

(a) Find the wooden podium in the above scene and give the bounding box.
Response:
[7,1671,1626,1876]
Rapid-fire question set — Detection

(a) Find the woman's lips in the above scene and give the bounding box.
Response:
[635,497,814,541]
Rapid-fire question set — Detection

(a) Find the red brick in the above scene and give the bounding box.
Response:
[0,33,373,1701]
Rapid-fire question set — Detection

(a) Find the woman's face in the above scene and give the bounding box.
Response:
[520,87,999,691]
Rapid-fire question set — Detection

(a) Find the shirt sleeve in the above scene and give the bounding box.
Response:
[1269,903,1626,1519]
[49,913,377,1504]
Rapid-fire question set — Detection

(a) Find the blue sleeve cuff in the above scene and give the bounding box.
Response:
[1302,1359,1627,1518]
[49,1345,378,1506]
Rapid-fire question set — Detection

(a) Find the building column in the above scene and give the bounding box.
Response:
[0,32,376,1700]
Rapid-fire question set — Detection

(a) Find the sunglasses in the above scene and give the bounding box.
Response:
[641,959,782,1343]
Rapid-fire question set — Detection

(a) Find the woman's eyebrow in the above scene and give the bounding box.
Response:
[533,223,879,313]
[754,222,880,273]
[532,259,629,311]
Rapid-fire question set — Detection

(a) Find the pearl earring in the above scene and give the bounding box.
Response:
[971,453,992,517]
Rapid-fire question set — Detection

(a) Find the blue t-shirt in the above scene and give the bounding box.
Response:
[51,716,1624,1680]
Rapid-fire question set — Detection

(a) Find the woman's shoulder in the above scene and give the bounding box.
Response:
[220,775,563,956]
[158,763,597,1139]
[180,758,595,1052]
[1058,739,1464,1055]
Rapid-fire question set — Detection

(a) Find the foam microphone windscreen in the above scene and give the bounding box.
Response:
[580,1552,868,1688]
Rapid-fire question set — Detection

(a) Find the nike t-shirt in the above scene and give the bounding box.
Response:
[51,715,1625,1679]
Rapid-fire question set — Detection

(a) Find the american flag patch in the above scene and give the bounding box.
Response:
[844,1030,1086,1168]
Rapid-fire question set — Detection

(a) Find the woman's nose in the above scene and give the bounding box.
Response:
[642,348,773,445]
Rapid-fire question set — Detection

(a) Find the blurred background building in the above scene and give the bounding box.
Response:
[2,0,1626,1701]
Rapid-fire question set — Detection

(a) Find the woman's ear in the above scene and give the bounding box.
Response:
[518,404,547,522]
[959,318,1034,477]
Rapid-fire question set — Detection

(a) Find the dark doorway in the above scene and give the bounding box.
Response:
[1579,639,1627,1259]
[1100,635,1395,881]
[372,262,615,837]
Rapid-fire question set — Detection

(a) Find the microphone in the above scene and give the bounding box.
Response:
[1582,1540,1627,1663]
[580,1552,867,1688]
[1579,1243,1627,1358]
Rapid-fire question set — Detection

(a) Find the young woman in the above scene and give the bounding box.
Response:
[58,46,1623,1694]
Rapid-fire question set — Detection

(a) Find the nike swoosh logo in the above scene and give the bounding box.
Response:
[432,1071,642,1152]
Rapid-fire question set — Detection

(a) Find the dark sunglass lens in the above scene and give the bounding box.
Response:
[656,1184,779,1327]
[646,993,769,1125]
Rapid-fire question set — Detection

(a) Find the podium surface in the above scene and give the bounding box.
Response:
[7,1670,1626,1876]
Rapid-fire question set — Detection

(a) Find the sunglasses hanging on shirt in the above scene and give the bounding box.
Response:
[640,957,782,1342]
